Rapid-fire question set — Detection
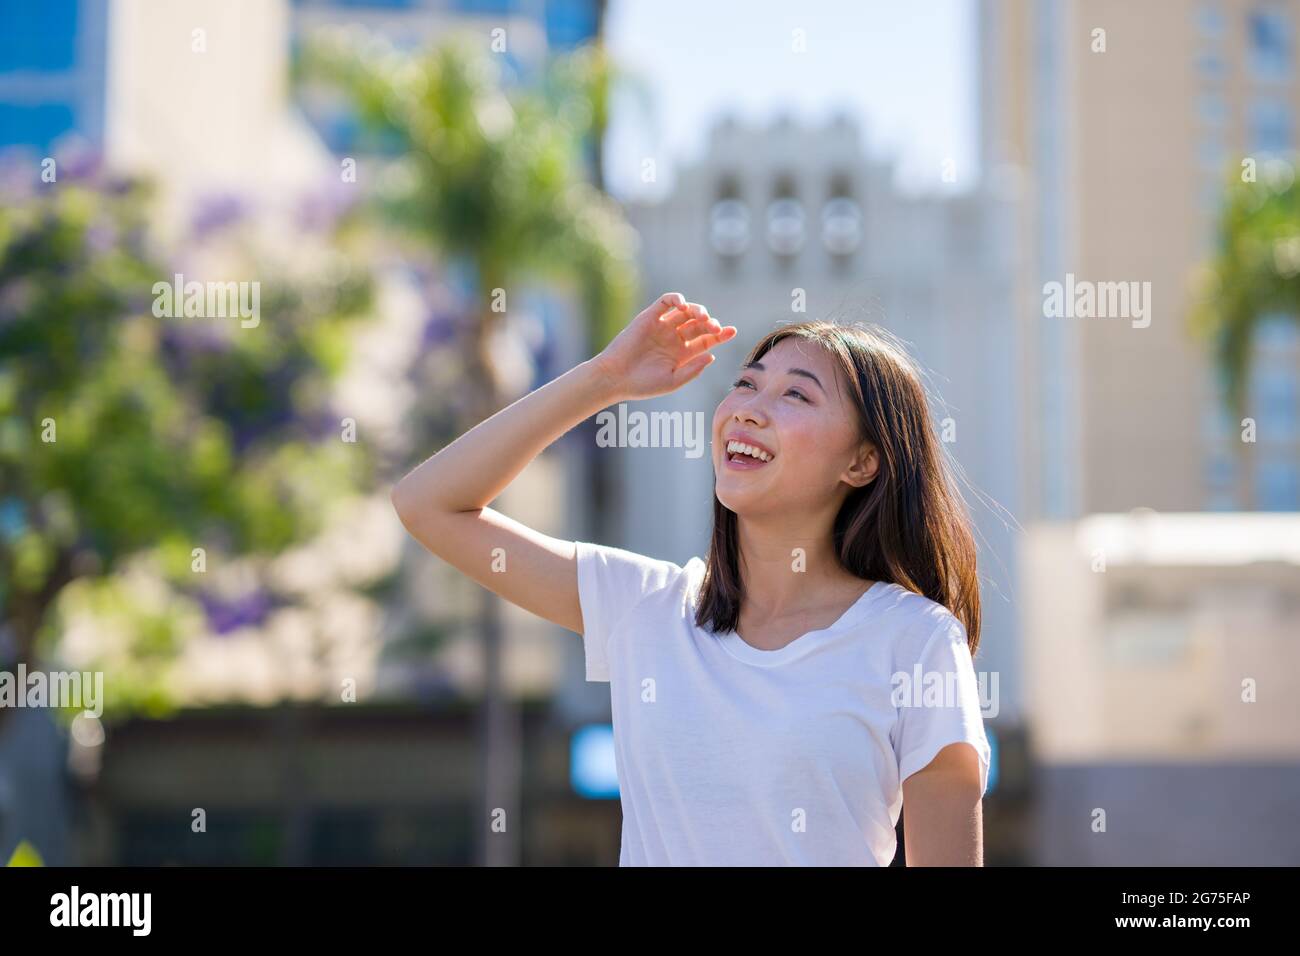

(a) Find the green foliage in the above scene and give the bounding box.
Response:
[295,29,639,354]
[0,171,375,711]
[1193,162,1300,417]
[45,570,204,717]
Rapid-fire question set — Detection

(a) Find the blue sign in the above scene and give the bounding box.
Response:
[570,724,618,799]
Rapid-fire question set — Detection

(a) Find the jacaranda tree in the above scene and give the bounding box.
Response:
[0,159,374,717]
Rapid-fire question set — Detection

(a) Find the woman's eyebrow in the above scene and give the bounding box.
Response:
[742,360,826,394]
[788,369,826,393]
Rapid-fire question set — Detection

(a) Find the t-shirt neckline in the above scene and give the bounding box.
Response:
[717,580,885,667]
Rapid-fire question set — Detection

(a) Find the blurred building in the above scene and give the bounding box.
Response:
[620,112,1026,725]
[982,0,1300,863]
[78,701,620,864]
[0,0,335,230]
[0,0,108,151]
[981,0,1300,517]
[0,0,604,157]
[1023,511,1300,864]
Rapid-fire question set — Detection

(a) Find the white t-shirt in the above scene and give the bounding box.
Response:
[574,539,991,866]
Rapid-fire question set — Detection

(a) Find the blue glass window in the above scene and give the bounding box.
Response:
[545,0,598,50]
[1257,456,1300,509]
[0,0,78,72]
[0,102,76,151]
[1251,363,1298,440]
[1249,97,1293,153]
[1249,8,1292,81]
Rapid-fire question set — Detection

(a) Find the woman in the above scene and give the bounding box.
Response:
[392,292,991,866]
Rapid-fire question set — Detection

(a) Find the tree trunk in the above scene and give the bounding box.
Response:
[0,552,75,735]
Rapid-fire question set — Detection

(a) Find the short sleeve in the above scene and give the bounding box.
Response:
[893,615,991,796]
[573,540,685,682]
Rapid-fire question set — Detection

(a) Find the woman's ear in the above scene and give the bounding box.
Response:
[843,442,879,488]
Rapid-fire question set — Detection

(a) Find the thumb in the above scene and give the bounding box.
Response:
[672,351,715,387]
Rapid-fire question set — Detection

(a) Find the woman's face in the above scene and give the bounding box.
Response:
[712,336,878,517]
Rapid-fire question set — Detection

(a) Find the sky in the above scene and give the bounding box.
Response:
[603,0,978,202]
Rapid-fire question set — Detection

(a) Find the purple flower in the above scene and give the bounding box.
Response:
[304,405,341,442]
[158,323,232,370]
[295,179,361,233]
[200,589,274,635]
[0,146,51,201]
[190,192,249,240]
[85,220,117,255]
[51,133,101,181]
[420,310,463,350]
[104,175,138,196]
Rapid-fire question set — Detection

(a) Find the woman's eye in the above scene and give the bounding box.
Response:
[786,389,808,402]
[731,378,754,389]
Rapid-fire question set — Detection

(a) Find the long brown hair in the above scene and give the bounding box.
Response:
[694,320,982,655]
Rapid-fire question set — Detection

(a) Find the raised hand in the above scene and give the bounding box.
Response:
[593,292,738,401]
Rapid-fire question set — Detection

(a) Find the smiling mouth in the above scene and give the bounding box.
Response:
[725,440,775,466]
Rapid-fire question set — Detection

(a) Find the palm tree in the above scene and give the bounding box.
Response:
[298,30,638,865]
[1192,161,1300,509]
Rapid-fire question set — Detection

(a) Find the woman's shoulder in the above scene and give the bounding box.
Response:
[865,581,967,651]
[574,540,698,574]
[573,542,708,649]
[573,540,700,602]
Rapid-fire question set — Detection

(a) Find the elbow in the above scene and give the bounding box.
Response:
[390,476,453,535]
[390,478,414,528]
[390,474,472,536]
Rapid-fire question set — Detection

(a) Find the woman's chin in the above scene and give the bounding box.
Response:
[714,485,762,515]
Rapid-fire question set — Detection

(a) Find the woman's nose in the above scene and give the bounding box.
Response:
[734,402,765,426]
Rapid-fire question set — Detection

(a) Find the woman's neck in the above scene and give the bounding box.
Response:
[735,516,866,618]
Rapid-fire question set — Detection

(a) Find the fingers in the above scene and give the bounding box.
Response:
[675,314,722,340]
[641,292,687,323]
[672,350,716,387]
[681,324,738,356]
[662,300,710,330]
[646,295,735,369]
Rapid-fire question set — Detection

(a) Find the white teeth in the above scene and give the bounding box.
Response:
[726,440,772,462]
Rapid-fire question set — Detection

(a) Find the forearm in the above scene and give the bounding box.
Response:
[901,744,985,865]
[392,357,624,517]
[386,294,730,635]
